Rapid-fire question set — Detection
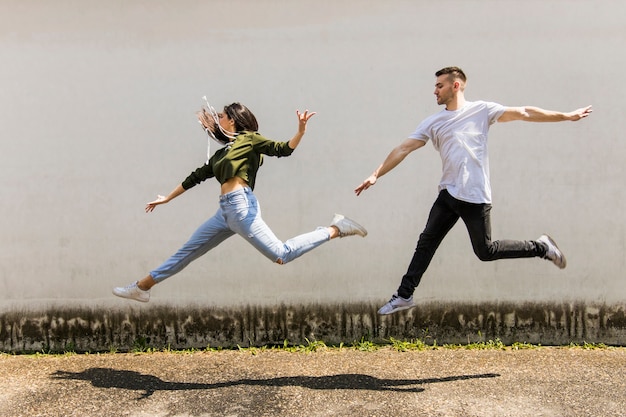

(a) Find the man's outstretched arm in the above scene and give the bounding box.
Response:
[497,105,592,123]
[354,138,426,196]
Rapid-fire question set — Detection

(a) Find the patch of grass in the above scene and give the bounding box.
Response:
[63,342,77,355]
[389,337,432,351]
[568,341,609,350]
[264,339,328,354]
[444,338,506,350]
[237,344,269,355]
[511,341,539,350]
[352,337,378,352]
[4,338,621,356]
[131,337,148,353]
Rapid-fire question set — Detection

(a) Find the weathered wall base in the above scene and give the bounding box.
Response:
[1,301,625,353]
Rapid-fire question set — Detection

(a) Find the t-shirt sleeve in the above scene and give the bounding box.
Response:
[485,101,506,124]
[407,118,431,142]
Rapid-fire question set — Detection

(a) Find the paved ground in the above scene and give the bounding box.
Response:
[1,347,625,417]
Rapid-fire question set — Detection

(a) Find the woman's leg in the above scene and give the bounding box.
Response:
[221,188,331,264]
[114,208,234,301]
[148,208,235,283]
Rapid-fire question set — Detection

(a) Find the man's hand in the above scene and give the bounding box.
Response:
[566,105,593,121]
[354,174,377,196]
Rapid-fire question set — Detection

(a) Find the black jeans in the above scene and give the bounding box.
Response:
[397,189,547,299]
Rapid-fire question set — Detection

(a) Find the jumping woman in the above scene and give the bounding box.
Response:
[113,102,366,302]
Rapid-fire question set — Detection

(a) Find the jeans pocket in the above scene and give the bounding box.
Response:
[226,193,250,222]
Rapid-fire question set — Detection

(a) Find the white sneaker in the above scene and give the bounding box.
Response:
[113,281,150,302]
[537,234,567,269]
[331,214,367,237]
[377,292,415,315]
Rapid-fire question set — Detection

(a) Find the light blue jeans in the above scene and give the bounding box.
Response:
[150,187,331,282]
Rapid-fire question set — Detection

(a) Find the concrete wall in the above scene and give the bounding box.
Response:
[1,0,624,349]
[3,302,625,352]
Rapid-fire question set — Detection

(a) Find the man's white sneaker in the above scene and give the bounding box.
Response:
[537,234,567,269]
[377,292,416,315]
[112,281,150,302]
[331,214,367,238]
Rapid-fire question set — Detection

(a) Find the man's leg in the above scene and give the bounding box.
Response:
[378,191,460,314]
[396,191,460,299]
[459,199,548,261]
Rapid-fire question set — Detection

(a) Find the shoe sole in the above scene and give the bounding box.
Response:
[112,289,149,303]
[543,234,567,269]
[378,303,416,315]
[348,219,368,237]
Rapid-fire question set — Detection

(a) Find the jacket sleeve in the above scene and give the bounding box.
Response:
[181,163,214,190]
[253,132,295,157]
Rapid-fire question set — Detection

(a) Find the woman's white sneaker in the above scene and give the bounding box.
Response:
[112,282,150,302]
[331,214,367,237]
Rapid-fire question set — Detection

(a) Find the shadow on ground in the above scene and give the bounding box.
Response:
[52,368,500,399]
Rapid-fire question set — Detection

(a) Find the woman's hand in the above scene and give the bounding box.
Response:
[145,185,186,213]
[145,195,169,213]
[297,109,316,134]
[288,109,316,150]
[197,108,216,132]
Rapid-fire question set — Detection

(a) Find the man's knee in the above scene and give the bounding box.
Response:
[474,246,495,262]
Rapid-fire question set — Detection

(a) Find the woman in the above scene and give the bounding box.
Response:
[113,102,367,302]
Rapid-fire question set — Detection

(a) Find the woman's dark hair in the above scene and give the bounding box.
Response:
[224,103,259,132]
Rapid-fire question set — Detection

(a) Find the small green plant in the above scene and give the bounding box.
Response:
[352,337,378,352]
[237,344,268,355]
[469,339,505,350]
[302,338,327,352]
[444,339,506,350]
[569,341,608,350]
[279,338,327,353]
[131,337,149,353]
[63,342,77,355]
[389,337,430,351]
[511,342,538,350]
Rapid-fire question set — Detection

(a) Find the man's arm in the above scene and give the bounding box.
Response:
[354,138,426,196]
[497,105,592,123]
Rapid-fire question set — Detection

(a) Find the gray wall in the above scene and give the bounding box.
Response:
[1,0,624,314]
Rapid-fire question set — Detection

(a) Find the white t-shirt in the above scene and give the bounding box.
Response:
[408,100,506,204]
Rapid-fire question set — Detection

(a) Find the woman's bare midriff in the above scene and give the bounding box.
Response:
[221,176,249,195]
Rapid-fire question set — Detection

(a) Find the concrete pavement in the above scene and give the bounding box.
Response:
[1,346,625,416]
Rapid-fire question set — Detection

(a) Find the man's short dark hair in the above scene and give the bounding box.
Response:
[435,67,467,83]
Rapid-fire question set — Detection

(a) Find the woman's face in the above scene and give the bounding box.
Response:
[218,111,236,134]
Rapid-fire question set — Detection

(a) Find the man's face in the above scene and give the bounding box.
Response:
[434,74,456,106]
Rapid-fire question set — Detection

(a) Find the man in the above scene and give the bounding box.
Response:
[355,66,592,315]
